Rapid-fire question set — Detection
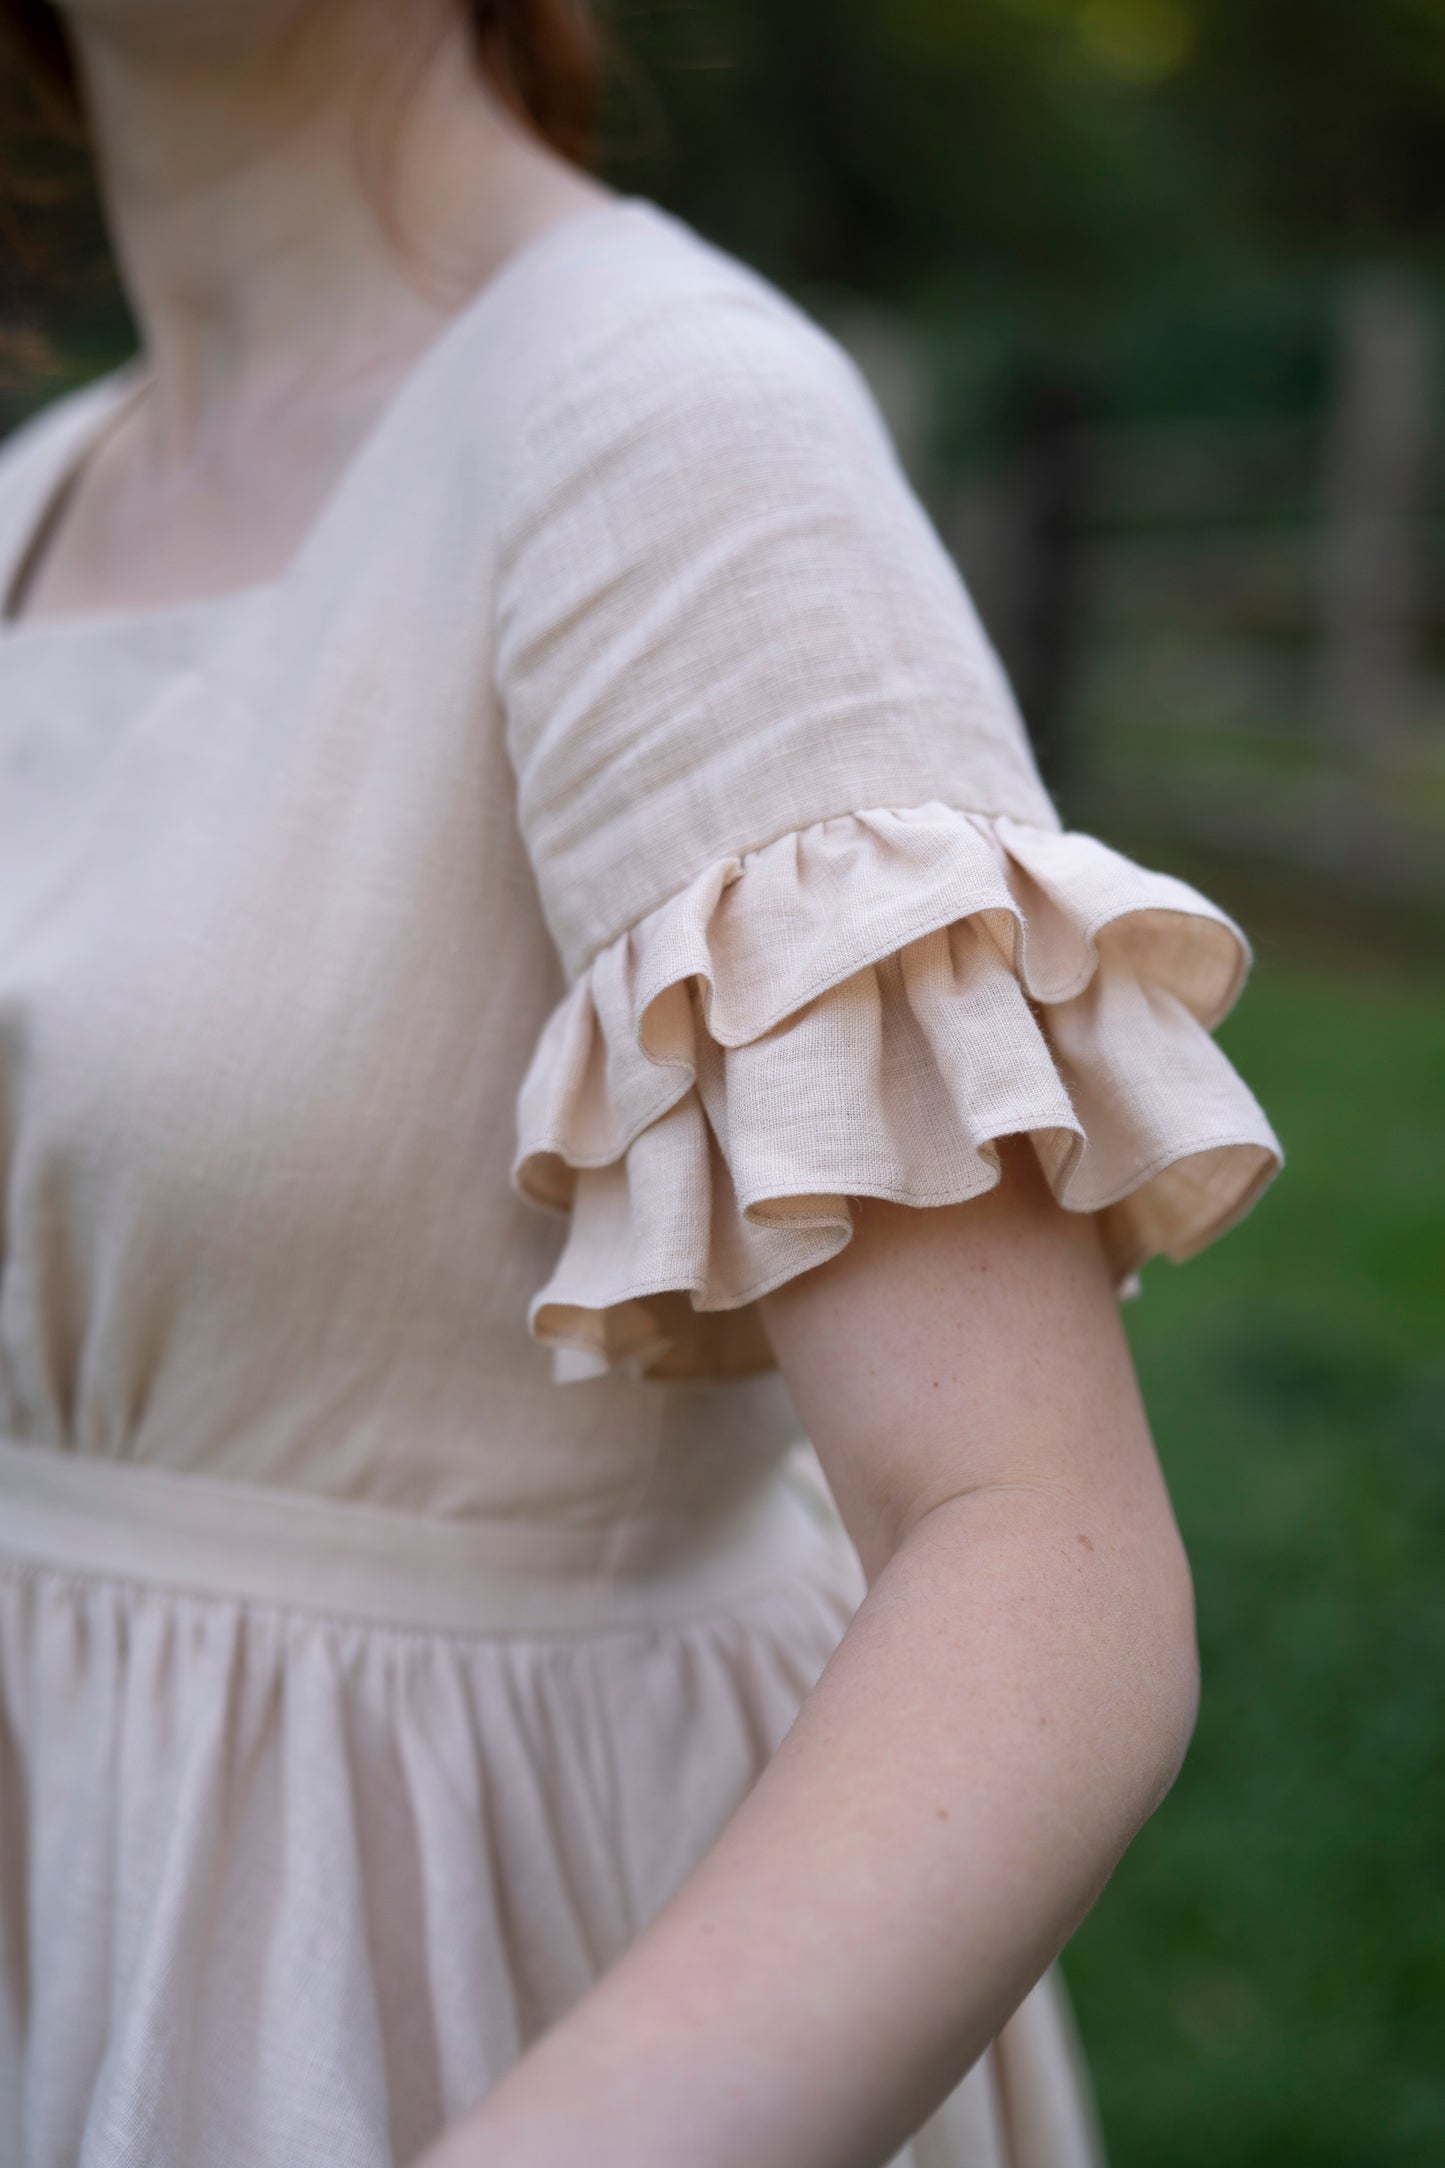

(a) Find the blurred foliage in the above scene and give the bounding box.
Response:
[601,0,1445,287]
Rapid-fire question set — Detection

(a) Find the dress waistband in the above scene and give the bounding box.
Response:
[0,1434,854,1638]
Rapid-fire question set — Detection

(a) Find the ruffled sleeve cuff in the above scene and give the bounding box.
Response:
[513,803,1283,1382]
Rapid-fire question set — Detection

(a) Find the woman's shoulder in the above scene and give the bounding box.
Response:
[484,196,890,496]
[541,196,849,354]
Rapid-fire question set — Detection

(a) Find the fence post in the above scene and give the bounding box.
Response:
[1319,271,1434,763]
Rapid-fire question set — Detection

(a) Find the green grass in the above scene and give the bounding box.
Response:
[1063,938,1445,2165]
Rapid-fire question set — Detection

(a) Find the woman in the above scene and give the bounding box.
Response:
[0,3,1282,2165]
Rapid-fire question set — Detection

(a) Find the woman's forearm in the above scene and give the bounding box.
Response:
[413,1471,1199,2168]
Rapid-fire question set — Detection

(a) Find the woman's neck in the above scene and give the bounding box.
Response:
[56,0,606,462]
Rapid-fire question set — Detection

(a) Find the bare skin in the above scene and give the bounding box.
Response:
[27,7,1200,2163]
[10,0,613,623]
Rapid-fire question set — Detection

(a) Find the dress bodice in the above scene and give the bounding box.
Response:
[0,200,802,1526]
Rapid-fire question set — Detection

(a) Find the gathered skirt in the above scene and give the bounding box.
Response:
[0,1433,1104,2168]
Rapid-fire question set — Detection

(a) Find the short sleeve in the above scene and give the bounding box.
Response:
[495,279,1282,1383]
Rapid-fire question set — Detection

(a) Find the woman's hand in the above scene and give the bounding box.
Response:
[408,1136,1198,2168]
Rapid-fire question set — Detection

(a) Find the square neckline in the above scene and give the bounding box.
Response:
[0,193,653,653]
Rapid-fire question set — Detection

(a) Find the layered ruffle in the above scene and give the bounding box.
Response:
[514,803,1283,1382]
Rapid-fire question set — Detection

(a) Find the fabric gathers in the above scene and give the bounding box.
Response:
[514,800,1282,1382]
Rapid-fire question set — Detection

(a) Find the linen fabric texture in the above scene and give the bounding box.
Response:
[0,193,1278,2167]
[497,224,1279,1381]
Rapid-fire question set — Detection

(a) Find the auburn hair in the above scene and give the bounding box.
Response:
[0,0,606,384]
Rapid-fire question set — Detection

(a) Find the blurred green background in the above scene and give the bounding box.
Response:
[4,2,1443,2158]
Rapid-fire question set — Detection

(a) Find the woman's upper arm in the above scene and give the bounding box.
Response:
[758,1137,1179,1587]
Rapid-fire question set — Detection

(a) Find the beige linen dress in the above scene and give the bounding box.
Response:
[0,195,1282,2168]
